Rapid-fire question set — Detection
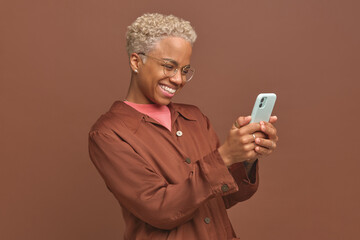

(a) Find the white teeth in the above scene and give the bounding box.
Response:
[160,85,176,94]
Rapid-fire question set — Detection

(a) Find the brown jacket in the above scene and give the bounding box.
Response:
[89,101,259,239]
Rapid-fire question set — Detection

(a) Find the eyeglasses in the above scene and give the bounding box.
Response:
[138,53,195,82]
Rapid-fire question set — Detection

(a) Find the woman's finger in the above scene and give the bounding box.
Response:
[260,121,278,140]
[254,145,273,156]
[238,122,262,135]
[255,138,277,150]
[269,116,278,124]
[233,116,251,129]
[253,132,266,140]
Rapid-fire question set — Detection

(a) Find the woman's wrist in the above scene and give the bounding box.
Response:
[218,146,233,167]
[245,158,257,164]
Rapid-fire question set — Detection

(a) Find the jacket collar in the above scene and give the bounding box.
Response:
[109,101,196,133]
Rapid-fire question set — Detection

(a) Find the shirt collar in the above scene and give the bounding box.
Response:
[168,102,197,121]
[109,101,197,133]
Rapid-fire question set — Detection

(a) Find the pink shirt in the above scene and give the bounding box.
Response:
[124,101,172,131]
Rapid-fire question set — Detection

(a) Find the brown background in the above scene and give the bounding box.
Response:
[1,0,359,239]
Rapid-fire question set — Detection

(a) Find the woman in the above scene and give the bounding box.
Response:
[89,13,278,240]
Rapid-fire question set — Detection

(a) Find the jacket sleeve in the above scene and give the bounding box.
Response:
[201,113,260,209]
[88,130,239,230]
[222,160,259,209]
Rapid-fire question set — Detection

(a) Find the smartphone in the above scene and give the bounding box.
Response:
[250,93,277,123]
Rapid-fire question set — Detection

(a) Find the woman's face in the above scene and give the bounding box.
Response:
[129,37,193,105]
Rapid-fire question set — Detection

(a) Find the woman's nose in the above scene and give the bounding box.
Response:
[169,70,183,85]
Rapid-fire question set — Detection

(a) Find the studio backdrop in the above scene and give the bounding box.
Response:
[1,0,359,239]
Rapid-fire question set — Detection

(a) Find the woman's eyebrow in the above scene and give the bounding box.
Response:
[162,58,179,66]
[162,58,191,68]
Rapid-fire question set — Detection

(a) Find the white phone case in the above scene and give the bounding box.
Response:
[250,93,277,123]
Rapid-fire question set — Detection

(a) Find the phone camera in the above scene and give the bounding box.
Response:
[259,103,263,107]
[261,98,265,103]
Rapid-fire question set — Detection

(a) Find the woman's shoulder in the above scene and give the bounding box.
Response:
[89,111,117,134]
[89,101,140,135]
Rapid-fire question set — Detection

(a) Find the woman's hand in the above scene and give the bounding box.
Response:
[254,117,278,157]
[218,116,278,167]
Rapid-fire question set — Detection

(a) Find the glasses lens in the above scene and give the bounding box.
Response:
[162,63,195,82]
[163,64,176,78]
[184,68,194,82]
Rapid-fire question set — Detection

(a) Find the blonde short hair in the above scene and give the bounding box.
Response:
[126,13,197,56]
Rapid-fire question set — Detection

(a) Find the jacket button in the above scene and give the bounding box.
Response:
[204,217,211,224]
[176,130,183,137]
[185,158,191,164]
[221,184,229,193]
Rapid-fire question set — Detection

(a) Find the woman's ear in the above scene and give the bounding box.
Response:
[130,53,141,73]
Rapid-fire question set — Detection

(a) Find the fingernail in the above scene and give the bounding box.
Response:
[256,138,260,144]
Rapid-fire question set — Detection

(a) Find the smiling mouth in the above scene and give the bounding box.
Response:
[159,84,176,94]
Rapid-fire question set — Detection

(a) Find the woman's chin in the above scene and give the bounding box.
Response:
[153,96,172,105]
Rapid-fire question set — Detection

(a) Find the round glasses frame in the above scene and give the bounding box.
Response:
[138,53,195,82]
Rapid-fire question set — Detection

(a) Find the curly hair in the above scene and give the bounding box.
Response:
[126,13,197,57]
